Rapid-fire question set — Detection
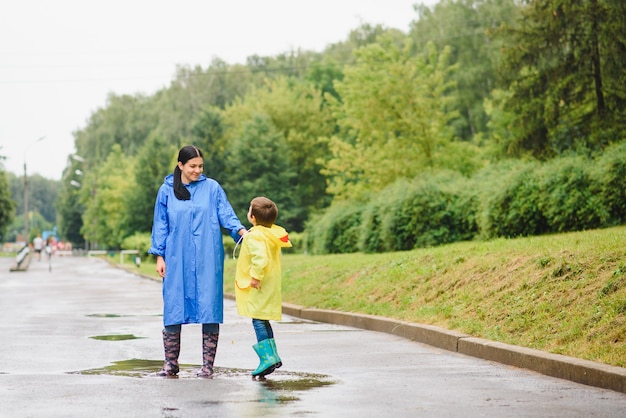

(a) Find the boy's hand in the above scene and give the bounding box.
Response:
[250,278,261,289]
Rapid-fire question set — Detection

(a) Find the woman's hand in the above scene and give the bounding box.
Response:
[156,256,166,278]
[250,278,261,289]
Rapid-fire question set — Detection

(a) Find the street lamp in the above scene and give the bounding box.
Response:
[23,136,46,243]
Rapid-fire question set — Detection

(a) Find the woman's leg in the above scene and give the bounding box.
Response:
[157,324,181,377]
[198,323,219,378]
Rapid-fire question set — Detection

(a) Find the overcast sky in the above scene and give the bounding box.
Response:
[0,0,437,180]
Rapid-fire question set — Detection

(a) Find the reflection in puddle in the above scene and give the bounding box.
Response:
[71,359,336,405]
[89,334,144,341]
[255,371,335,404]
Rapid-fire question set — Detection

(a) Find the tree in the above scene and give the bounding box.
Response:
[189,107,228,183]
[0,169,15,241]
[497,0,626,158]
[224,114,298,231]
[322,36,461,200]
[80,144,135,248]
[124,135,177,235]
[409,0,520,141]
[221,77,335,230]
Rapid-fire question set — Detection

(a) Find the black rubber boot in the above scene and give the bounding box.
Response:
[197,332,219,378]
[157,330,180,377]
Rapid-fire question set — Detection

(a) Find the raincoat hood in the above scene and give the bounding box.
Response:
[252,224,292,249]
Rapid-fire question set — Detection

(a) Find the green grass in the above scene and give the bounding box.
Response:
[125,226,626,368]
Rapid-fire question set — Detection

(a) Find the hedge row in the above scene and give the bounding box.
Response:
[305,141,626,254]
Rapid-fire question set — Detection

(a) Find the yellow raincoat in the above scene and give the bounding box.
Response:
[235,224,292,320]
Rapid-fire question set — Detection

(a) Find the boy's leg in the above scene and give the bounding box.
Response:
[251,319,280,377]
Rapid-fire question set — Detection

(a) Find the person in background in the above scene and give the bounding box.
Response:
[149,145,247,378]
[235,196,292,378]
[32,234,44,261]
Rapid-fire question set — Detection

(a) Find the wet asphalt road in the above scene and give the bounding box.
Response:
[1,255,625,417]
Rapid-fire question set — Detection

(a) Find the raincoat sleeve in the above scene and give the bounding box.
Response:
[148,186,169,257]
[246,232,269,281]
[215,184,245,242]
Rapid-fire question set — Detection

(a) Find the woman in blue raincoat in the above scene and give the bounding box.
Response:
[149,145,246,378]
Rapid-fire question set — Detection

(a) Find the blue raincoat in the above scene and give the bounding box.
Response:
[149,174,244,326]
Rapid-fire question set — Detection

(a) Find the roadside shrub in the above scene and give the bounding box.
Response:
[591,141,626,225]
[367,174,479,251]
[121,232,151,260]
[481,161,548,238]
[380,179,457,250]
[537,156,609,232]
[359,198,387,253]
[305,202,362,254]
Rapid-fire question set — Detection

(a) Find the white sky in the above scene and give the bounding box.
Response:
[0,0,437,180]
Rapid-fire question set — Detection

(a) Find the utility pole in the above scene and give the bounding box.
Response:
[23,136,46,243]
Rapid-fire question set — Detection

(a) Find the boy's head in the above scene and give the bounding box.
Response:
[248,196,278,227]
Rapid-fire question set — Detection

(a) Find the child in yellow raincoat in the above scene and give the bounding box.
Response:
[235,196,292,377]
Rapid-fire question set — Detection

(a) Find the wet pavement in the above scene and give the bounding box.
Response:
[1,255,625,417]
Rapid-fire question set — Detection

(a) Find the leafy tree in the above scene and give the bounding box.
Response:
[189,107,228,183]
[0,169,15,241]
[497,0,626,158]
[8,173,58,224]
[80,144,135,248]
[74,93,157,164]
[124,135,177,235]
[409,0,520,141]
[221,77,335,230]
[224,114,298,231]
[323,37,461,200]
[56,185,84,247]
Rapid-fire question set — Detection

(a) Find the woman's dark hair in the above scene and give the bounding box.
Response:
[173,145,203,200]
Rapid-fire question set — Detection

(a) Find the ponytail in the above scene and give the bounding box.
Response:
[173,165,190,200]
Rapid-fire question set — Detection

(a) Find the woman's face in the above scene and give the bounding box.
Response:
[178,157,203,184]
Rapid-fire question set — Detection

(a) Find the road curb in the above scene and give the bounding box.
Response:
[273,300,626,394]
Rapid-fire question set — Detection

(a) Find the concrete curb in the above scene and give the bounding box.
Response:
[226,297,625,394]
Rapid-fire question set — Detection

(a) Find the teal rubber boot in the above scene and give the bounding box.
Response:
[268,338,282,369]
[252,339,278,377]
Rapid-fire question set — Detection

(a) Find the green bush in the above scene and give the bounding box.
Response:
[305,141,626,254]
[359,199,387,253]
[305,202,362,254]
[121,232,152,260]
[381,175,480,251]
[592,141,626,225]
[380,179,457,250]
[538,157,609,232]
[481,161,548,238]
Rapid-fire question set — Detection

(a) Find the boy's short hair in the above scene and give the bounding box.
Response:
[250,196,278,227]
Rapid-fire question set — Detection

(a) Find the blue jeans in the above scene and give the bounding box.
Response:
[164,323,219,334]
[252,319,273,342]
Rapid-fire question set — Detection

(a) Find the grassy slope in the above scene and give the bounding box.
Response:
[224,226,626,368]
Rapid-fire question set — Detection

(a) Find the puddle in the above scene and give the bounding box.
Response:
[71,359,336,405]
[89,334,144,341]
[72,359,333,383]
